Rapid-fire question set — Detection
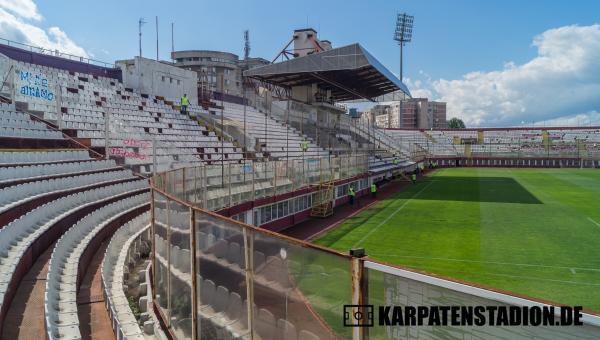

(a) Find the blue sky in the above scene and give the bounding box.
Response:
[2,0,600,126]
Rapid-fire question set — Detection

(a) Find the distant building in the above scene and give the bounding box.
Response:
[172,50,269,98]
[373,98,446,129]
[116,56,198,103]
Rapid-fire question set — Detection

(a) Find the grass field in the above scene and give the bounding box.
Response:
[314,167,600,312]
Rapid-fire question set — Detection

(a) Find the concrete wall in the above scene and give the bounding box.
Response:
[117,57,198,103]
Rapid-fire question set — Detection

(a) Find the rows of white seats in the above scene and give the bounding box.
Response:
[64,121,103,131]
[0,150,90,165]
[0,126,63,139]
[218,102,326,159]
[1,110,29,120]
[44,192,149,339]
[0,169,133,214]
[0,117,47,130]
[0,159,116,182]
[0,180,147,316]
[196,276,318,340]
[101,213,150,340]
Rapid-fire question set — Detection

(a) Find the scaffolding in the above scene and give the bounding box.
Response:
[310,157,336,217]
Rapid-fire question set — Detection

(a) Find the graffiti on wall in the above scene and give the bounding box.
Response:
[16,69,55,101]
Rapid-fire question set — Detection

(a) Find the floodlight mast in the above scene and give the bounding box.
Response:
[394,13,414,82]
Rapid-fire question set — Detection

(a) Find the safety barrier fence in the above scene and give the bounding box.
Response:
[150,164,600,339]
[153,154,369,212]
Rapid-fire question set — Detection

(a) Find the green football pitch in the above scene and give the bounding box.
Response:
[314,167,600,312]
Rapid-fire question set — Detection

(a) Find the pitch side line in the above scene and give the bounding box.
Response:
[367,253,600,272]
[405,265,600,287]
[588,217,600,229]
[352,180,435,248]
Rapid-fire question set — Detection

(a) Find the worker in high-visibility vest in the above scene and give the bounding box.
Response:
[370,182,377,199]
[393,158,399,165]
[180,94,189,114]
[300,140,309,152]
[348,186,356,205]
[411,173,417,184]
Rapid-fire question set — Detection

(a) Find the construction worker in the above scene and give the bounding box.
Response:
[393,157,399,166]
[180,93,189,114]
[411,172,417,184]
[348,186,356,205]
[370,182,377,199]
[300,139,309,152]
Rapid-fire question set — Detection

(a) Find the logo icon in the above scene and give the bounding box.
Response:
[344,305,374,327]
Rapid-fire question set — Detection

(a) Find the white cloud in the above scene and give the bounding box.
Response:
[0,1,88,57]
[0,0,41,21]
[409,24,600,127]
[532,111,600,127]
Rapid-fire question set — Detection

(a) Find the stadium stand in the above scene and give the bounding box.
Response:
[101,213,151,340]
[215,101,328,160]
[385,127,600,166]
[44,194,148,339]
[11,60,244,174]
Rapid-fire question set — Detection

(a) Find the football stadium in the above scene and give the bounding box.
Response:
[0,3,600,340]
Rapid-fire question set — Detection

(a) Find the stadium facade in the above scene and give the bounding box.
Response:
[0,29,599,340]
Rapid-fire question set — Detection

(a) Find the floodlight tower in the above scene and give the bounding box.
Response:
[394,13,414,82]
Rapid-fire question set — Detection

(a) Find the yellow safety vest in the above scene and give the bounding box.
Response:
[181,96,189,106]
[371,184,377,193]
[349,188,355,197]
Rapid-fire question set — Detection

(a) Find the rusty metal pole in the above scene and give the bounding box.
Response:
[350,248,368,340]
[190,208,198,339]
[243,228,255,339]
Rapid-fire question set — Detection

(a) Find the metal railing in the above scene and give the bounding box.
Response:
[0,36,116,68]
[153,154,369,212]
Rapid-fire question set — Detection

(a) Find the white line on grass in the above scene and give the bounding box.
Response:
[587,217,600,229]
[403,263,600,286]
[352,180,434,248]
[366,253,600,272]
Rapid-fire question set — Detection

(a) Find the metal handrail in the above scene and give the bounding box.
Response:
[0,37,116,69]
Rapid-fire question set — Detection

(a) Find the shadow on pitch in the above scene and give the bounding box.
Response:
[396,176,542,204]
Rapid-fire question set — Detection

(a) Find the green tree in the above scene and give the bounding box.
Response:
[447,117,466,128]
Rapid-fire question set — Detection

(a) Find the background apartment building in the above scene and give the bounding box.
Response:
[373,98,446,129]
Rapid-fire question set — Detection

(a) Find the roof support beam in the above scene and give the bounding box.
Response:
[309,72,375,102]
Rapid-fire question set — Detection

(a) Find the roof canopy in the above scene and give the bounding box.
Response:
[244,43,411,101]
